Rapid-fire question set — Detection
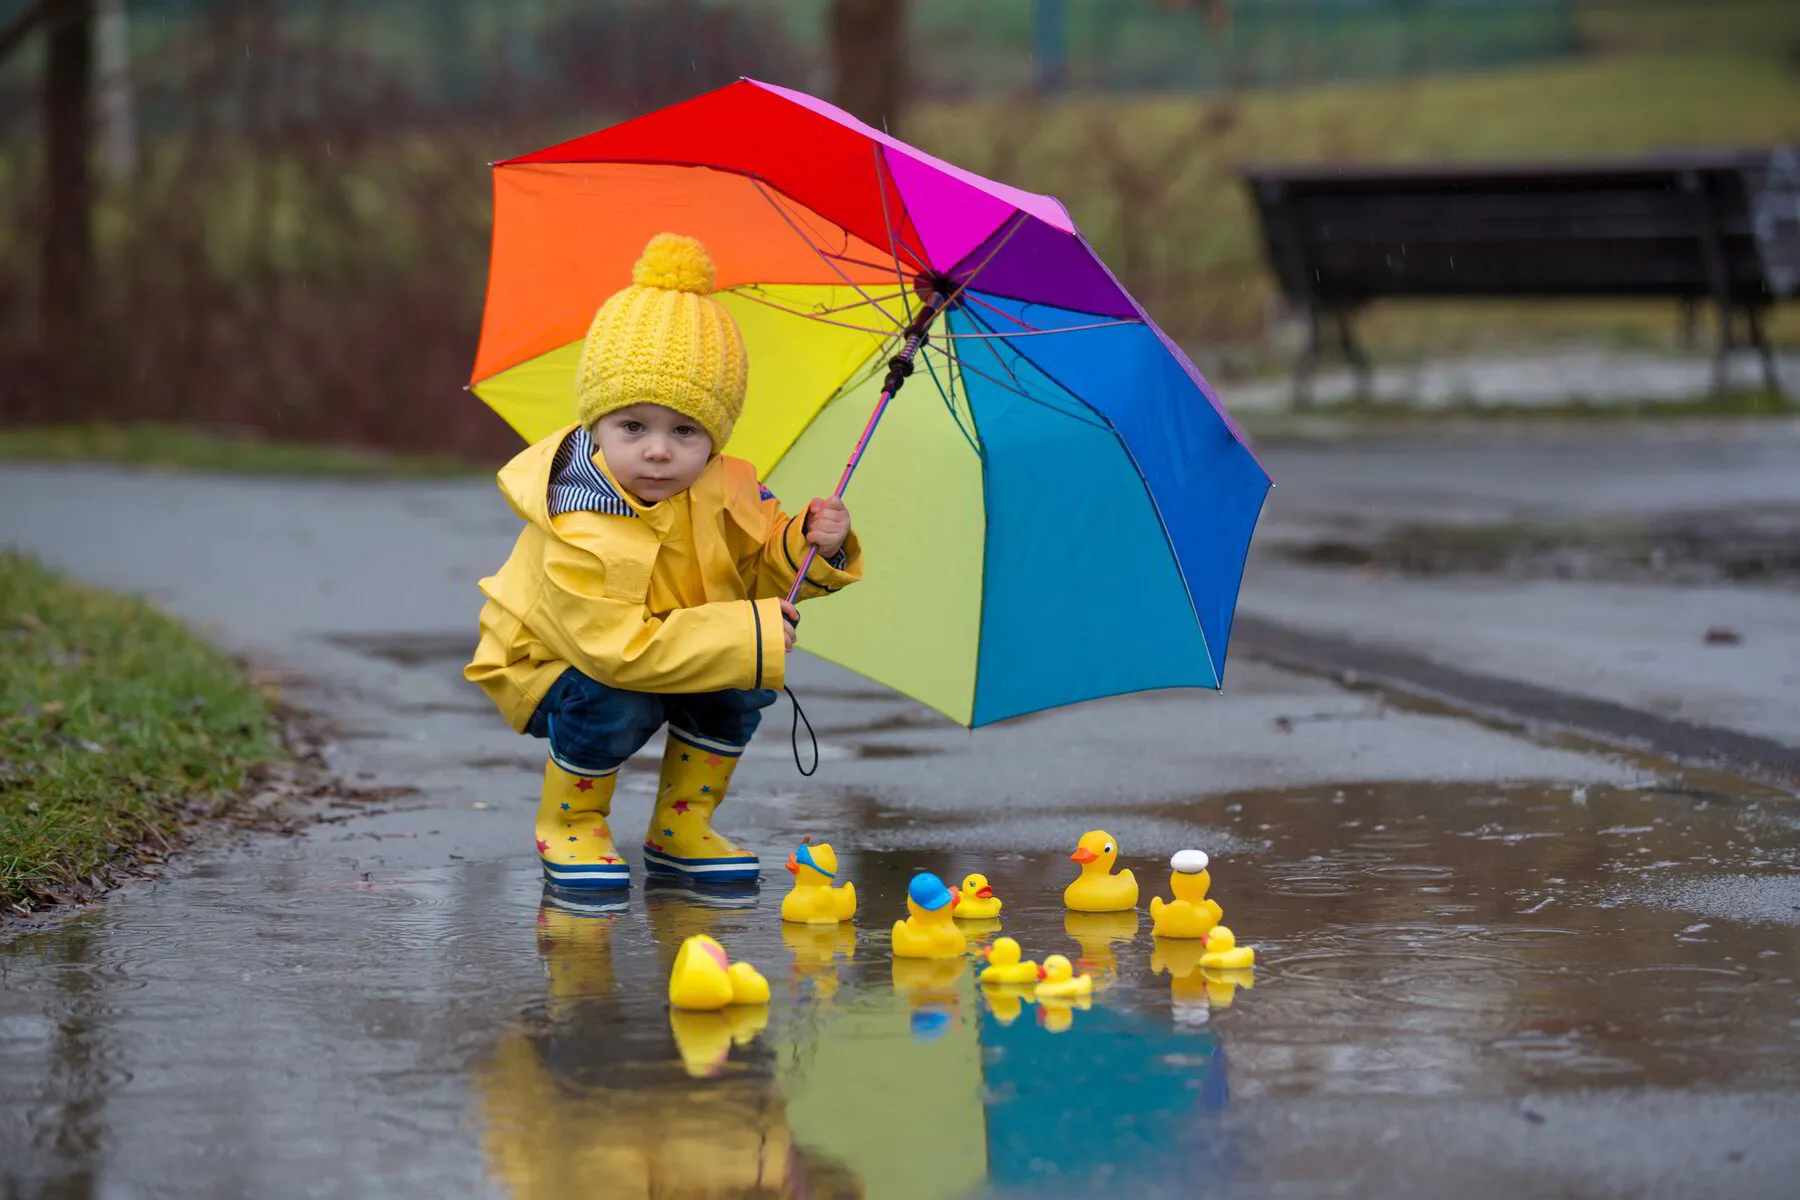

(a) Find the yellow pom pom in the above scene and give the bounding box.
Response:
[632,232,715,294]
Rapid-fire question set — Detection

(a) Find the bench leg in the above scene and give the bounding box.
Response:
[1710,299,1735,396]
[1745,305,1782,395]
[1292,302,1323,409]
[1336,310,1373,402]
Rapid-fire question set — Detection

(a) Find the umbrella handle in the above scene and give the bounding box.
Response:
[784,291,947,609]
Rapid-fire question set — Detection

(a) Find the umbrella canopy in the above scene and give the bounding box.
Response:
[471,79,1270,727]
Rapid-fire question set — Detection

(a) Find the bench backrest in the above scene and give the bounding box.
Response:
[1241,150,1800,307]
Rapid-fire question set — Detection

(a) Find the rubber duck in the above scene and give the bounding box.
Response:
[979,936,1046,985]
[952,873,1003,920]
[667,934,771,1011]
[780,840,857,925]
[1064,830,1138,912]
[1034,953,1094,999]
[891,871,968,959]
[1198,925,1256,970]
[1149,849,1224,939]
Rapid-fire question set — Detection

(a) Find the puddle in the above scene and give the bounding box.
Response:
[2,779,1797,1196]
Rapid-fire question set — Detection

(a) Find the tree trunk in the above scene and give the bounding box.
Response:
[44,0,96,344]
[828,0,906,134]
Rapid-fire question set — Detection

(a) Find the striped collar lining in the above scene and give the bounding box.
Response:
[547,425,635,518]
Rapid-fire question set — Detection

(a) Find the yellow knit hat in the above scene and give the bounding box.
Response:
[574,233,748,449]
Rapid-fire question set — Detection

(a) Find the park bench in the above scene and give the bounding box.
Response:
[1240,149,1800,403]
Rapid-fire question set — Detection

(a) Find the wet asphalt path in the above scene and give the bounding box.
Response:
[3,443,1798,1199]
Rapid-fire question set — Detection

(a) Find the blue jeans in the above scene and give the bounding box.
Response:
[526,668,778,774]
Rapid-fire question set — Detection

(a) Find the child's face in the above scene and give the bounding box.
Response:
[593,404,714,504]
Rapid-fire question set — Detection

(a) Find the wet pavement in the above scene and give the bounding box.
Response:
[5,740,1798,1198]
[3,446,1799,1197]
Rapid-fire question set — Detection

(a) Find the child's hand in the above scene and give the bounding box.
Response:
[781,600,799,652]
[804,497,851,560]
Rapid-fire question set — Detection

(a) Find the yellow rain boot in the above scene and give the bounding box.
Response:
[642,732,760,883]
[535,759,629,890]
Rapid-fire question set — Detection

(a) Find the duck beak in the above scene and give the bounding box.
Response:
[785,854,800,875]
[977,886,993,898]
[1070,847,1097,864]
[950,891,960,907]
[1036,964,1047,981]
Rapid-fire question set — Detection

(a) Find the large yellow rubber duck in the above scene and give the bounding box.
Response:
[1035,953,1094,999]
[1064,830,1139,912]
[780,841,857,925]
[952,872,1003,920]
[1198,925,1256,970]
[979,936,1045,985]
[667,934,771,1011]
[1149,849,1224,939]
[891,871,968,959]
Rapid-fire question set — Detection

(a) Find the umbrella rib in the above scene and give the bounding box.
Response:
[871,145,919,328]
[727,288,907,337]
[942,319,1138,340]
[744,286,913,318]
[923,340,1109,432]
[964,291,1043,330]
[919,336,982,457]
[751,178,906,329]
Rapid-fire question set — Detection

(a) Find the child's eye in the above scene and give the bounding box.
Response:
[621,421,643,434]
[674,425,698,437]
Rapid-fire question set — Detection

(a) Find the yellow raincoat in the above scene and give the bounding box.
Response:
[465,423,863,730]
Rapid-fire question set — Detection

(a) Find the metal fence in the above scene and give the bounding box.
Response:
[59,0,1583,122]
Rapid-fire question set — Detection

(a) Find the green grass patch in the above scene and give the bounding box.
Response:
[0,424,485,478]
[909,47,1800,348]
[0,553,282,914]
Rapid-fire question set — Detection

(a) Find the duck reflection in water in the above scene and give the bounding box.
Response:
[474,887,864,1200]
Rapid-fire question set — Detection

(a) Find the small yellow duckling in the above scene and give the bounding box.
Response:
[667,934,771,1011]
[1149,849,1224,939]
[979,936,1045,985]
[952,873,1003,920]
[1064,830,1139,913]
[1198,925,1255,970]
[892,872,968,959]
[780,840,857,925]
[1034,954,1094,999]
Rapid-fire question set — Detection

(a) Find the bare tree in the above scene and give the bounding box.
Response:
[43,0,95,346]
[829,0,907,133]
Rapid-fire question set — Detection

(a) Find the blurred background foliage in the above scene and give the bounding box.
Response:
[1,0,1796,457]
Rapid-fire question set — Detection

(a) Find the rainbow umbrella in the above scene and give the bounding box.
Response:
[470,79,1270,727]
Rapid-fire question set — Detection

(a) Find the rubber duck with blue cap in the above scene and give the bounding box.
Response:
[780,839,857,925]
[891,871,968,959]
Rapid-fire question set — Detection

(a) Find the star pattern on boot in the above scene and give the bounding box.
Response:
[536,838,550,853]
[574,777,594,792]
[705,754,727,767]
[672,800,691,813]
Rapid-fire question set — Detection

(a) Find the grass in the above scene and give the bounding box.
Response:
[908,39,1800,352]
[0,424,486,478]
[0,553,281,914]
